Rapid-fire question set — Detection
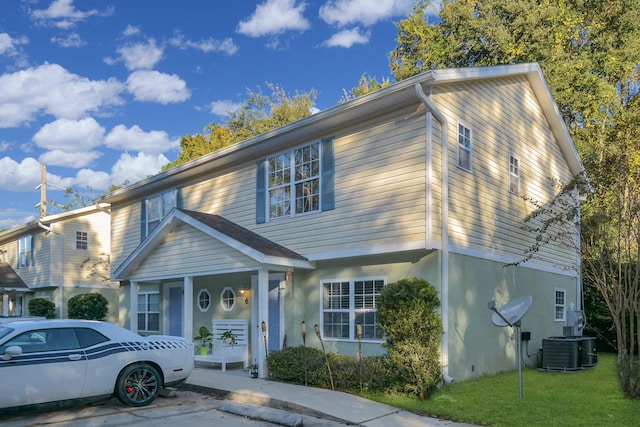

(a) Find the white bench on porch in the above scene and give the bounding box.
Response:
[194,319,249,372]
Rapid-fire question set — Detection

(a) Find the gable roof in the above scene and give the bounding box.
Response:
[0,262,29,291]
[101,63,584,205]
[113,208,314,280]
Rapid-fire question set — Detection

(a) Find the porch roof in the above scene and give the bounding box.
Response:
[0,262,29,291]
[112,208,314,281]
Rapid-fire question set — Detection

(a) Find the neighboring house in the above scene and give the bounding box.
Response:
[0,204,118,322]
[102,63,585,381]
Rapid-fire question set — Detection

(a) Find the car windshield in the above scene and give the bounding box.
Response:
[0,326,14,340]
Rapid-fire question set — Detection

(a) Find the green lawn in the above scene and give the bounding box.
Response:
[365,353,640,426]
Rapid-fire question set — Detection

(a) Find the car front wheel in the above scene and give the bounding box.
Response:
[115,363,161,407]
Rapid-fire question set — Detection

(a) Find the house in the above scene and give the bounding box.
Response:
[102,63,584,381]
[0,204,118,322]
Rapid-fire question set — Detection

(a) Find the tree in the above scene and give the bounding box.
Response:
[164,83,317,170]
[68,293,109,320]
[390,0,640,397]
[339,73,391,103]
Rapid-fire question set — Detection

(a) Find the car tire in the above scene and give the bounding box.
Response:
[115,363,161,407]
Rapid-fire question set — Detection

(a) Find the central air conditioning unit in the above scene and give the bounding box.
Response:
[564,310,585,337]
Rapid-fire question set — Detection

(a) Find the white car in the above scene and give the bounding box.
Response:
[0,319,194,411]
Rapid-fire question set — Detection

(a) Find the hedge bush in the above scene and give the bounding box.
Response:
[28,298,56,318]
[377,277,443,399]
[68,293,109,320]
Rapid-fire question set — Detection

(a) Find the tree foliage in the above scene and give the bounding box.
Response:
[164,83,317,170]
[339,73,391,103]
[391,0,640,397]
[68,293,109,321]
[377,277,442,399]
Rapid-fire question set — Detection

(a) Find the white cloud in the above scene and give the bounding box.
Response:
[169,32,239,55]
[110,152,169,187]
[116,39,164,71]
[237,0,310,37]
[30,0,114,29]
[319,0,414,27]
[122,25,141,37]
[0,209,36,230]
[72,168,111,190]
[0,32,29,56]
[0,156,43,191]
[210,100,243,116]
[51,32,86,47]
[105,124,180,154]
[38,149,102,168]
[322,28,370,48]
[126,70,191,104]
[32,117,105,151]
[0,63,125,127]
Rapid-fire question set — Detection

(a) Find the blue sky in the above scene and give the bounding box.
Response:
[0,0,440,230]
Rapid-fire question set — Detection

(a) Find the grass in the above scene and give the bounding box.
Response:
[363,353,640,426]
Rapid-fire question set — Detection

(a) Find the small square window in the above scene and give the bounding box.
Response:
[76,231,88,250]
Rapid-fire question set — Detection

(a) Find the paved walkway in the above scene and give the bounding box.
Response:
[183,364,475,427]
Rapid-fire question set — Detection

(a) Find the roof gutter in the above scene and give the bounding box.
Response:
[415,83,452,383]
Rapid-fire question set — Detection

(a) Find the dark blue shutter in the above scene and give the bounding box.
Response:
[256,159,266,224]
[29,234,34,266]
[321,137,335,211]
[140,199,147,241]
[176,187,184,209]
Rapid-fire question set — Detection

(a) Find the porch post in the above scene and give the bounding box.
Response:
[183,276,193,341]
[2,294,8,316]
[129,281,138,332]
[257,267,269,378]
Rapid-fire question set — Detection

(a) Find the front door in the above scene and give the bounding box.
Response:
[165,283,183,337]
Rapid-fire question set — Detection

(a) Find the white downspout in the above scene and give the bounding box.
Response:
[415,83,452,383]
[38,221,63,318]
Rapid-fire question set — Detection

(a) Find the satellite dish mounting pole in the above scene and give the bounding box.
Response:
[489,297,532,400]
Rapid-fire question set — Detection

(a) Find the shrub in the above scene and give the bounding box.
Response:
[266,346,395,393]
[377,277,443,399]
[28,298,56,319]
[68,293,109,320]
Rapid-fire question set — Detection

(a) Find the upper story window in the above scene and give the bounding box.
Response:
[18,235,33,268]
[76,231,88,250]
[509,154,520,194]
[256,138,335,224]
[268,142,320,219]
[141,188,182,240]
[321,277,385,341]
[457,123,472,171]
[555,288,566,321]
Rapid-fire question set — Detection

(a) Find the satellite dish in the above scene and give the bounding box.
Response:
[487,295,533,400]
[490,295,533,327]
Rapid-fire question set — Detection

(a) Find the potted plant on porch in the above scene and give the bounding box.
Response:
[194,326,213,356]
[220,329,238,346]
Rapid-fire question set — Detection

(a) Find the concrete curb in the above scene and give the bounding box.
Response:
[218,401,304,427]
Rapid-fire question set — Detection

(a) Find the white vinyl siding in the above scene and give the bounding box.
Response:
[440,76,577,270]
[128,223,260,280]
